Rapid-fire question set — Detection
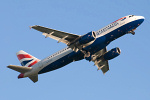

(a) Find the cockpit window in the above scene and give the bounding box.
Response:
[129,15,134,18]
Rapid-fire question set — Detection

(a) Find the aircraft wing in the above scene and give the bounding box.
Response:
[92,48,109,74]
[30,25,80,44]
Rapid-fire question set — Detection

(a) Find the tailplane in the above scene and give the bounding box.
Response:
[7,65,38,83]
[7,50,40,83]
[16,50,40,67]
[7,65,32,73]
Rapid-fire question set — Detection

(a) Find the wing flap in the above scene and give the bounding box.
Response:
[101,61,109,74]
[30,25,80,44]
[94,59,109,74]
[7,65,32,73]
[92,47,109,74]
[42,33,69,44]
[98,61,109,74]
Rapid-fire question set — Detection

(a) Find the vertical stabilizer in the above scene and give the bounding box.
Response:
[16,50,40,67]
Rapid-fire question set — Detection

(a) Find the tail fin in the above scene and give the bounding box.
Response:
[16,50,40,67]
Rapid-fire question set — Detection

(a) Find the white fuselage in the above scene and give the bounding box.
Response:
[24,15,145,77]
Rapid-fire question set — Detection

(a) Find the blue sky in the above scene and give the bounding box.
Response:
[1,0,150,100]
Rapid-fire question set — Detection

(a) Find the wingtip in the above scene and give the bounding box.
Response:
[29,26,33,29]
[7,65,13,68]
[7,65,10,68]
[29,25,38,29]
[29,25,36,29]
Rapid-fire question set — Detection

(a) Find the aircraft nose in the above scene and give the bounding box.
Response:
[137,16,145,25]
[141,16,145,19]
[140,16,145,22]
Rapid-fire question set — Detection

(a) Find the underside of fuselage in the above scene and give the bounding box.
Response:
[7,15,145,83]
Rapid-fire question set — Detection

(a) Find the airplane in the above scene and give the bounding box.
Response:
[7,15,144,83]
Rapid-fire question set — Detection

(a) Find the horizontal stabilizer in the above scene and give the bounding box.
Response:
[7,65,32,73]
[29,75,38,83]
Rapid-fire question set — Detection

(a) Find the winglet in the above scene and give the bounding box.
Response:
[29,25,37,29]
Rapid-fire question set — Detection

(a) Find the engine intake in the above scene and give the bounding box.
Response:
[103,47,121,60]
[78,31,96,45]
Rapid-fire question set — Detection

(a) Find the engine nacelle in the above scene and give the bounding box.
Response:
[103,47,121,60]
[78,31,96,45]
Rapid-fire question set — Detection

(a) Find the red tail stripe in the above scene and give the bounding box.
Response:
[17,54,32,61]
[28,60,38,67]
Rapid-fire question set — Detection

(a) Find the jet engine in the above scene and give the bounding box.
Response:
[78,31,96,45]
[103,47,121,60]
[69,31,96,57]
